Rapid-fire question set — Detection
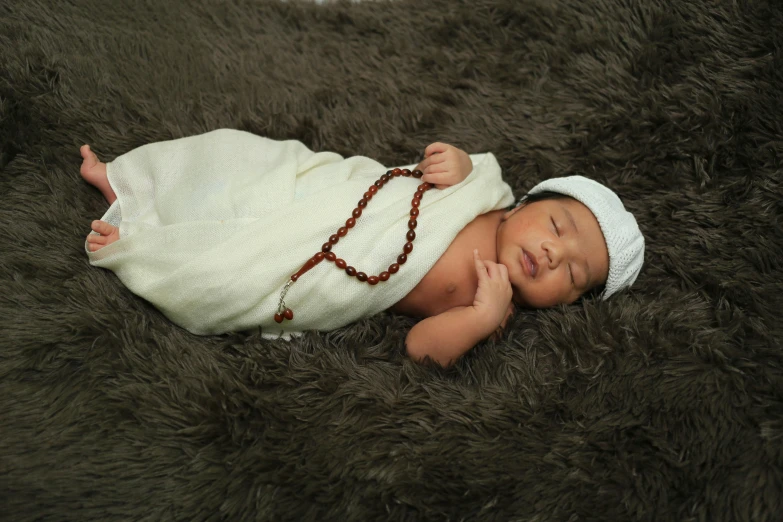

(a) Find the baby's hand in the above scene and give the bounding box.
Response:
[472,249,513,334]
[414,143,473,189]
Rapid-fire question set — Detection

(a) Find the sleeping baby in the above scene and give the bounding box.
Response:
[81,129,644,366]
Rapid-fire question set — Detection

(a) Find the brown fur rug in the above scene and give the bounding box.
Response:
[1,0,782,520]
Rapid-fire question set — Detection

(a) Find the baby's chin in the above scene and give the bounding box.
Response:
[511,285,535,308]
[511,294,529,308]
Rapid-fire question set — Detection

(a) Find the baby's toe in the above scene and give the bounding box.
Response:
[86,235,104,252]
[87,233,107,244]
[80,145,99,171]
[90,220,115,235]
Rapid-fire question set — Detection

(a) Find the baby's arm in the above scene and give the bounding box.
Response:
[405,250,513,366]
[405,305,495,366]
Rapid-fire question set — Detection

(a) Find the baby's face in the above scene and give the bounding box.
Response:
[496,197,609,308]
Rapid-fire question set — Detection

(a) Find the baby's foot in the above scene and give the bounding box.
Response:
[80,145,117,204]
[86,220,120,252]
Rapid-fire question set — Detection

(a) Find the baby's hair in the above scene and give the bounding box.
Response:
[522,190,571,205]
[506,190,571,212]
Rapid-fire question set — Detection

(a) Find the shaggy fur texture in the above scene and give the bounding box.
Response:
[2,0,782,520]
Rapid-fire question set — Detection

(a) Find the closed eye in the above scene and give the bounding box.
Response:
[551,217,560,236]
[568,264,575,286]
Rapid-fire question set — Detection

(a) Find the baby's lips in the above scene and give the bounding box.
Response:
[520,249,538,278]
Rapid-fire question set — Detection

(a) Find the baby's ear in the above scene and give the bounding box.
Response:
[502,205,522,221]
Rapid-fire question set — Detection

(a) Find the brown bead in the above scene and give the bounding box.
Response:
[306,255,323,271]
[284,308,294,320]
[284,166,439,293]
[297,259,315,275]
[274,313,284,323]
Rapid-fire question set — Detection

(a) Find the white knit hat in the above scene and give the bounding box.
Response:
[521,175,644,299]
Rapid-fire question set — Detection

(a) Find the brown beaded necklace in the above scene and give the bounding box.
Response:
[274,167,431,323]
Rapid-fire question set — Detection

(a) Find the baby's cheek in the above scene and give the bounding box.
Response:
[513,280,564,309]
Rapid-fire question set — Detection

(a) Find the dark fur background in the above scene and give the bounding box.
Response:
[2,0,782,520]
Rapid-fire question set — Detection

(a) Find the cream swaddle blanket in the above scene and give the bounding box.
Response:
[86,129,514,338]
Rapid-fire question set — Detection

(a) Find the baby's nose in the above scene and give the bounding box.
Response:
[542,241,563,269]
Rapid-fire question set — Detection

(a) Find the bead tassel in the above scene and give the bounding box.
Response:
[274,168,430,323]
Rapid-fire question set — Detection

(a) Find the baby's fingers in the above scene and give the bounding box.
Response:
[482,259,509,281]
[420,170,451,186]
[497,262,509,282]
[424,142,449,157]
[415,154,445,172]
[473,249,489,282]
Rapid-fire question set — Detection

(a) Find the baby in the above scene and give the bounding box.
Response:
[81,137,644,366]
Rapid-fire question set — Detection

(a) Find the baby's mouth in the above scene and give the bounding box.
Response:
[521,249,538,278]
